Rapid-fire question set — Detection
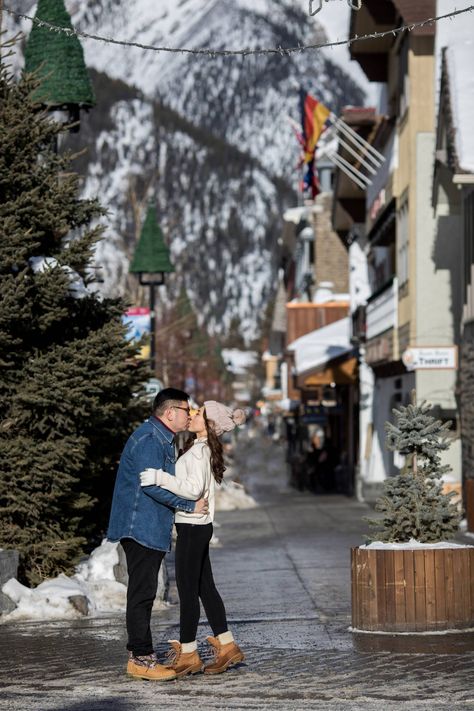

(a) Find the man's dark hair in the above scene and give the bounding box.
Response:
[153,388,189,415]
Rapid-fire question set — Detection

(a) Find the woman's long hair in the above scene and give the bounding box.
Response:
[180,411,226,484]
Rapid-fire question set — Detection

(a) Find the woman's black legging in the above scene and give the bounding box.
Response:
[175,522,228,643]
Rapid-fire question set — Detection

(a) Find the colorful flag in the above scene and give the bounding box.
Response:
[302,160,320,198]
[299,89,330,163]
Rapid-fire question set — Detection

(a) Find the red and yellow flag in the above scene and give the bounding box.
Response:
[300,89,330,164]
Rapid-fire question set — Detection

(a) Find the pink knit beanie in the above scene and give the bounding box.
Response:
[204,401,246,436]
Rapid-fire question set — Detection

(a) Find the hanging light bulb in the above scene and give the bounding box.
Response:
[309,0,363,16]
[308,0,322,15]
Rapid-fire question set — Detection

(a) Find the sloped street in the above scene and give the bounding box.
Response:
[1,432,473,711]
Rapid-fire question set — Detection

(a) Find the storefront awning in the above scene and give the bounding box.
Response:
[287,317,353,376]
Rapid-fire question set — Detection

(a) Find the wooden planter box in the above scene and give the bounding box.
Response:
[351,546,474,633]
[466,479,474,533]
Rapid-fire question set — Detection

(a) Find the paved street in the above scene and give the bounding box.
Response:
[1,432,473,711]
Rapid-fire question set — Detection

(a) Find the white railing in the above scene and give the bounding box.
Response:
[366,277,398,340]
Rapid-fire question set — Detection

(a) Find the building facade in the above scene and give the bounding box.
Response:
[332,0,462,501]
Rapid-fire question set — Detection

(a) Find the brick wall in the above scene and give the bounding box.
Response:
[312,193,349,294]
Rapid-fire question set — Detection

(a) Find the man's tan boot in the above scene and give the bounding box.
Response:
[204,636,245,674]
[165,640,204,678]
[127,652,177,681]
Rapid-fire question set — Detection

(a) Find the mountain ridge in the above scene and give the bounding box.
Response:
[5,0,367,340]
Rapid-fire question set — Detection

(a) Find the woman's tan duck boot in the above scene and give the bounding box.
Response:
[165,640,204,678]
[204,635,245,674]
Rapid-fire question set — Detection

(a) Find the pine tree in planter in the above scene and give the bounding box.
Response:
[0,62,147,585]
[351,392,472,633]
[367,391,461,542]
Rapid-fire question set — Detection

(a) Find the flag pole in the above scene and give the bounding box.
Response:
[328,152,369,190]
[329,112,385,165]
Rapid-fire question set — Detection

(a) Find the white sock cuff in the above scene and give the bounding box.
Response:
[181,640,197,653]
[217,630,234,645]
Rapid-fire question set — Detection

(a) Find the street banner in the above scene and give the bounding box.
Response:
[122,307,151,360]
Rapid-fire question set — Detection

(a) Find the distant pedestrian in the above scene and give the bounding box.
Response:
[107,388,209,681]
[140,401,246,677]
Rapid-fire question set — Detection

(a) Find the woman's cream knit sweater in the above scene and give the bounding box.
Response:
[155,437,215,525]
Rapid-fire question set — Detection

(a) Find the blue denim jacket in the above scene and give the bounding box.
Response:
[107,417,195,551]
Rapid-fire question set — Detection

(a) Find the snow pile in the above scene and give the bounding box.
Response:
[74,540,129,613]
[3,575,91,621]
[215,480,257,511]
[210,532,221,547]
[29,256,89,298]
[362,538,473,550]
[1,541,129,622]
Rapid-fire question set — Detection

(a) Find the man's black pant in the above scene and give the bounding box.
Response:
[175,522,228,643]
[121,537,165,656]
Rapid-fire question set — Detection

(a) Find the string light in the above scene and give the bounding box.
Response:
[2,4,473,58]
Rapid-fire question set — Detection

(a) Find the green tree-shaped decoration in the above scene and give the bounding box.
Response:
[23,0,95,109]
[0,62,146,585]
[367,391,461,542]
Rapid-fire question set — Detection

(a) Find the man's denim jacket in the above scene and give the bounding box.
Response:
[107,417,195,551]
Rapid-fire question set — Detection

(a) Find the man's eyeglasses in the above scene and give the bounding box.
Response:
[173,406,190,415]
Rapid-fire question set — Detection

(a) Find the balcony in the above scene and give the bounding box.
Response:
[366,130,397,222]
[366,277,398,340]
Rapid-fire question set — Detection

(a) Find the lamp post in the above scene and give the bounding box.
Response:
[129,205,174,374]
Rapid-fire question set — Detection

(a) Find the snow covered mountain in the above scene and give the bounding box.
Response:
[5,0,366,340]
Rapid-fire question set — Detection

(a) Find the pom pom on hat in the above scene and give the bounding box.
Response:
[204,401,246,436]
[232,408,246,426]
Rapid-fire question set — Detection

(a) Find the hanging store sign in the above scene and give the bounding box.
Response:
[402,347,457,371]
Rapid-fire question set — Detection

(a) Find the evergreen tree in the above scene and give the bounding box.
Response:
[367,391,461,542]
[0,62,147,585]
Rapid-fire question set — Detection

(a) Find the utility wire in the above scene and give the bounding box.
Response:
[3,5,473,58]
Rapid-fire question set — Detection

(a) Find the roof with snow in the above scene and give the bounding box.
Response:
[287,317,352,375]
[221,349,258,375]
[444,40,474,174]
[435,5,474,176]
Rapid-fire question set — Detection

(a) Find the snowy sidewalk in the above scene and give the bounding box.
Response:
[0,433,473,710]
